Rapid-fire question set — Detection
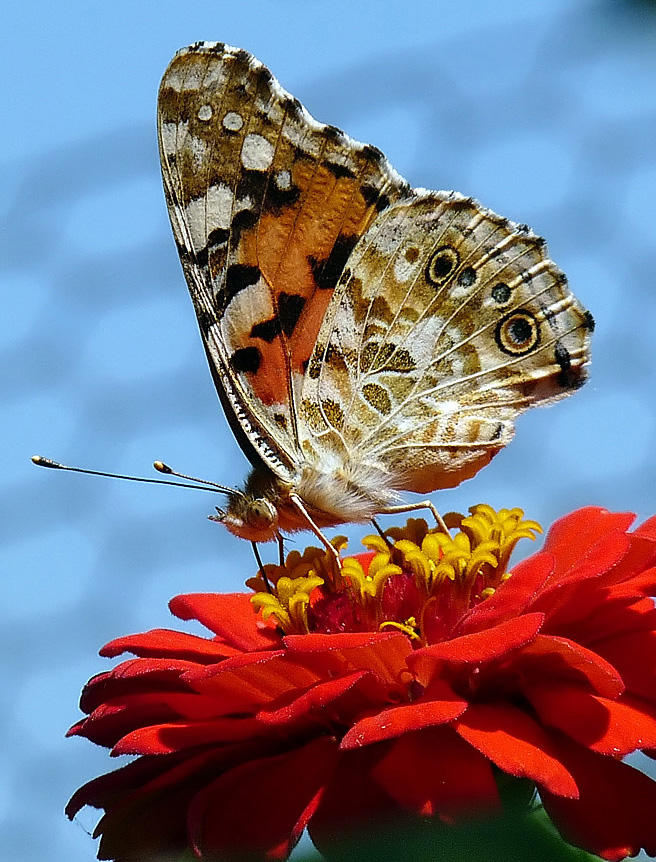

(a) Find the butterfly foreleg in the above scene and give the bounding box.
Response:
[289,493,342,567]
[377,501,450,535]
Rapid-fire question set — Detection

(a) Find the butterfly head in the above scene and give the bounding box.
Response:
[209,467,287,542]
[212,493,279,543]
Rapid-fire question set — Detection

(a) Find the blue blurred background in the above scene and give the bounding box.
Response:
[2,1,656,859]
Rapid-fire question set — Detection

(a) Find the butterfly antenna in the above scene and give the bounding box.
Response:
[31,455,228,495]
[153,461,244,497]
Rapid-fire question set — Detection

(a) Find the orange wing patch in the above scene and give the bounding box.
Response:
[230,166,387,406]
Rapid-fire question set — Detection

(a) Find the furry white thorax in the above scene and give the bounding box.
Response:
[293,455,400,523]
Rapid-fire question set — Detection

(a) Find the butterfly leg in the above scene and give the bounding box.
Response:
[289,493,342,566]
[250,542,273,593]
[370,517,394,550]
[378,501,450,534]
[277,533,286,566]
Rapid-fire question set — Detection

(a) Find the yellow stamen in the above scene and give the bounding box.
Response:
[248,505,541,637]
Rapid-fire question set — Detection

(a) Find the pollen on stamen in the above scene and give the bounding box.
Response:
[248,505,541,643]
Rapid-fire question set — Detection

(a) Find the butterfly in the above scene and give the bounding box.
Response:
[157,42,593,555]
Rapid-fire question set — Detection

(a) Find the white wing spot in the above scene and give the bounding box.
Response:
[276,170,291,189]
[184,184,234,247]
[222,111,244,132]
[189,135,208,167]
[393,254,417,283]
[241,133,275,170]
[160,121,188,156]
[198,104,213,122]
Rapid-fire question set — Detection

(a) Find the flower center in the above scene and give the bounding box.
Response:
[249,505,541,645]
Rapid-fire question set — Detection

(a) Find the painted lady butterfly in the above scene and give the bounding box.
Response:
[157,42,593,554]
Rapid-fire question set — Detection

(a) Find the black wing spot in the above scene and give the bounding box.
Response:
[254,66,273,88]
[375,193,390,212]
[230,209,258,240]
[266,183,301,212]
[554,342,577,388]
[323,124,345,142]
[207,227,230,247]
[361,184,391,213]
[495,310,540,356]
[426,246,460,286]
[237,170,268,201]
[278,292,306,337]
[457,267,476,287]
[491,282,511,304]
[230,347,261,374]
[197,227,230,267]
[361,144,385,164]
[326,161,356,180]
[308,234,359,290]
[249,317,279,343]
[196,308,215,338]
[250,292,306,342]
[283,97,304,121]
[233,49,252,66]
[583,310,595,332]
[222,265,261,310]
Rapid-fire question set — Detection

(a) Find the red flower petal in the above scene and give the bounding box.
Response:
[170,593,281,651]
[341,679,467,748]
[308,745,400,853]
[634,514,656,541]
[112,715,263,756]
[459,552,553,634]
[69,691,230,747]
[67,746,230,861]
[410,613,544,682]
[284,630,414,685]
[258,670,381,728]
[543,508,635,578]
[188,736,338,861]
[525,682,656,755]
[185,650,323,707]
[77,657,201,716]
[101,628,237,661]
[541,736,656,860]
[372,726,501,821]
[591,627,656,703]
[515,634,625,698]
[455,702,578,797]
[537,529,631,612]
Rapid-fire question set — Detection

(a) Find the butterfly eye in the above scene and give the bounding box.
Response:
[246,499,278,530]
[426,245,460,286]
[495,310,540,356]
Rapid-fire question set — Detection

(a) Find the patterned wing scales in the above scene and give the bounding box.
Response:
[157,42,411,478]
[300,191,593,493]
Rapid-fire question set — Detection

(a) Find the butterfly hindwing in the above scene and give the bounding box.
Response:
[157,42,411,478]
[299,191,593,493]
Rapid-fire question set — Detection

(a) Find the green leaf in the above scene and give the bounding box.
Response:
[310,809,603,862]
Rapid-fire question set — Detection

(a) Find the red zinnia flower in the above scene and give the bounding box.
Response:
[67,506,656,861]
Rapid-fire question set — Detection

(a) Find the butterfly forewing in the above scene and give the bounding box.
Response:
[158,42,411,480]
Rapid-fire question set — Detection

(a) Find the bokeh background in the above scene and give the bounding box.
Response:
[2,1,656,859]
